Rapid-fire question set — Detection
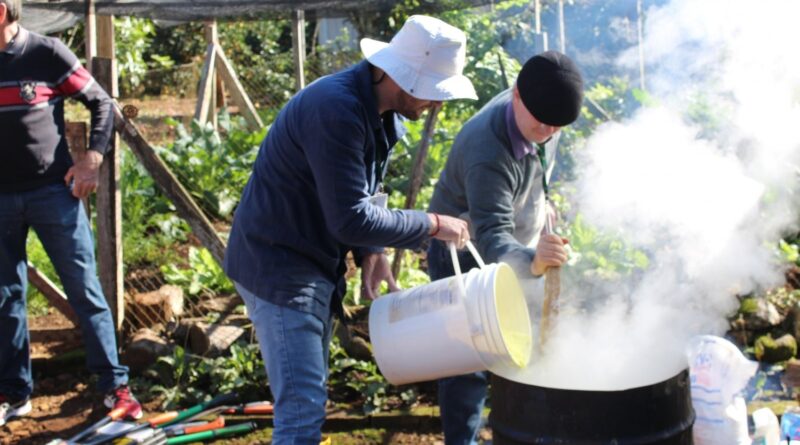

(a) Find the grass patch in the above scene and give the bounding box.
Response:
[26,233,59,317]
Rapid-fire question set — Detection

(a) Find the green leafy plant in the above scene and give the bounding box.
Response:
[25,233,58,317]
[327,337,417,415]
[121,149,186,267]
[115,17,174,96]
[156,112,263,220]
[561,213,650,279]
[161,247,234,296]
[146,343,269,409]
[115,17,155,93]
[218,20,296,108]
[779,239,800,267]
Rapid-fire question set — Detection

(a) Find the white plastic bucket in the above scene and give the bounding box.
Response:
[369,241,533,385]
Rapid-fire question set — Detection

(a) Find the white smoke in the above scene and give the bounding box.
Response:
[492,0,800,390]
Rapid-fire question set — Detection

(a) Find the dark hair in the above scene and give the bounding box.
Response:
[1,0,20,23]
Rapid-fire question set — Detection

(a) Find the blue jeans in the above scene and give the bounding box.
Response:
[428,239,486,445]
[236,283,333,445]
[0,183,128,400]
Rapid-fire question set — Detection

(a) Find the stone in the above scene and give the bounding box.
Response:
[123,328,172,373]
[741,298,784,331]
[188,322,244,356]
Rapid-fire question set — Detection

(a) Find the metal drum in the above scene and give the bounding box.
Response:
[490,369,695,445]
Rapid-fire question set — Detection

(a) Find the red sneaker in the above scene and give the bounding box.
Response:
[0,394,32,426]
[103,385,143,420]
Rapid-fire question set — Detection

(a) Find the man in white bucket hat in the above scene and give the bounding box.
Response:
[360,15,477,104]
[427,51,584,445]
[225,15,473,444]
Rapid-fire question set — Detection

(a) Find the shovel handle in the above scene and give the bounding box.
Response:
[224,402,274,415]
[148,411,179,426]
[183,416,225,434]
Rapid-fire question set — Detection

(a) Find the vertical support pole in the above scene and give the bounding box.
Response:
[65,122,91,218]
[558,0,566,53]
[195,43,217,126]
[214,47,263,130]
[390,105,441,278]
[93,15,124,331]
[84,0,96,71]
[205,21,219,128]
[636,0,646,91]
[292,10,306,92]
[531,0,548,54]
[216,70,227,110]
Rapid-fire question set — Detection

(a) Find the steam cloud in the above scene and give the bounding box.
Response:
[492,0,800,389]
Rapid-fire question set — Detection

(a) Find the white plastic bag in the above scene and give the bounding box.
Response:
[686,335,759,445]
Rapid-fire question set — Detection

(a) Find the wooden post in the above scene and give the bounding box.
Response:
[208,16,225,110]
[93,15,124,331]
[84,0,96,72]
[194,43,217,126]
[391,105,441,277]
[194,22,220,126]
[65,122,91,218]
[113,105,228,266]
[206,22,219,128]
[27,263,80,325]
[497,51,509,90]
[531,0,548,53]
[636,0,646,91]
[214,47,263,130]
[216,70,227,110]
[292,9,306,91]
[558,0,566,53]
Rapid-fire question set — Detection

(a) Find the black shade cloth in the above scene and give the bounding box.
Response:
[20,10,81,35]
[22,0,495,34]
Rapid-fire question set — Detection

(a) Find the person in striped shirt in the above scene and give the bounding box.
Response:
[0,0,141,426]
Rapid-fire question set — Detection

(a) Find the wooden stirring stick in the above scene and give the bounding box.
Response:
[538,204,561,349]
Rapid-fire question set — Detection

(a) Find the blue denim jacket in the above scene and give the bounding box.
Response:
[224,61,431,321]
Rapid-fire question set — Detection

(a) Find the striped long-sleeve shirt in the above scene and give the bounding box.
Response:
[0,26,113,192]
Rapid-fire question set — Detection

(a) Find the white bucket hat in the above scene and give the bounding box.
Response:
[360,15,478,101]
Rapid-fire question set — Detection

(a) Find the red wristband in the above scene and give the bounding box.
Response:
[430,213,441,237]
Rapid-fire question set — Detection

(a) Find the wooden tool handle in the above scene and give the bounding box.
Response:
[539,266,561,348]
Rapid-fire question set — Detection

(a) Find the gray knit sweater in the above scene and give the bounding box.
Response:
[428,89,558,268]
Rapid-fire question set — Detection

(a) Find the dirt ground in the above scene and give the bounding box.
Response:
[1,307,455,444]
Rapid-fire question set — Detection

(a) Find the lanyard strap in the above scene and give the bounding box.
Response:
[536,143,549,198]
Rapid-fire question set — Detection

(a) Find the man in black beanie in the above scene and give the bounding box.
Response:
[426,50,584,445]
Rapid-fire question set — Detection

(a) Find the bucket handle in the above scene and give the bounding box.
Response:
[448,240,486,336]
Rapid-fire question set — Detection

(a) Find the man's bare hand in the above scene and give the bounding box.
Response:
[428,213,470,249]
[360,252,400,300]
[530,234,569,277]
[64,150,104,198]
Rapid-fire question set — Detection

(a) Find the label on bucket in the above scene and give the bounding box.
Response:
[388,278,459,323]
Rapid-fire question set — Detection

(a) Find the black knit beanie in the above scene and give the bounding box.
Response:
[517,51,584,127]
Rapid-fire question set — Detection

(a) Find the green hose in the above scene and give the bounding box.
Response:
[160,392,237,428]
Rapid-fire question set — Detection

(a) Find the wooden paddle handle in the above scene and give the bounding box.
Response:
[539,266,561,348]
